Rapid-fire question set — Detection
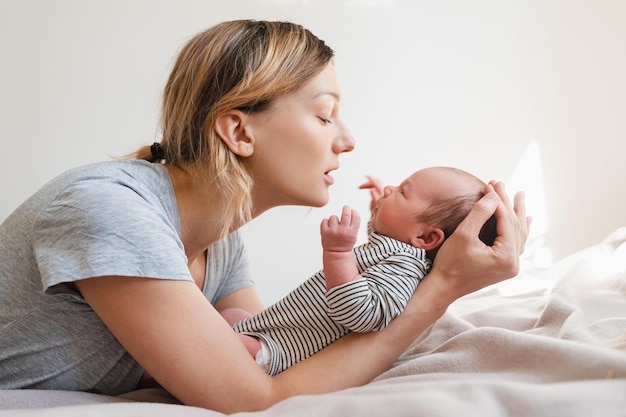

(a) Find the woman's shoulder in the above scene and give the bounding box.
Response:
[46,160,172,201]
[64,159,168,182]
[9,160,178,233]
[3,160,169,226]
[57,160,177,215]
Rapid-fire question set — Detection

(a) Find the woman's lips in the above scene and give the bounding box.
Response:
[324,167,338,185]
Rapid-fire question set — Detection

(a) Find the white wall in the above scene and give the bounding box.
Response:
[1,0,625,304]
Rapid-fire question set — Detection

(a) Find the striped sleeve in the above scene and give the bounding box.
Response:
[326,251,431,332]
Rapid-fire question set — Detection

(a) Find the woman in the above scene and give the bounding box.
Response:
[0,20,529,412]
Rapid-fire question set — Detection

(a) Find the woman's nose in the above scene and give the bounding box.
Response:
[334,121,356,154]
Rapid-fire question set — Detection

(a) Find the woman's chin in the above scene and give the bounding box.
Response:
[306,192,330,208]
[308,197,329,208]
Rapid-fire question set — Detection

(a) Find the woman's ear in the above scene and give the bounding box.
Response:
[214,110,254,157]
[410,226,445,250]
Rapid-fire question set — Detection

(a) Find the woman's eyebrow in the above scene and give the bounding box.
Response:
[312,90,340,102]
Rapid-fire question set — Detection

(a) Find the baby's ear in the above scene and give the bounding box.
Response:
[410,226,445,250]
[214,110,254,157]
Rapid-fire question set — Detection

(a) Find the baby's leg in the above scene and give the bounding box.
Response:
[220,308,261,360]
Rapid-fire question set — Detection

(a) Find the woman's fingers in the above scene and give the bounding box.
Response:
[430,181,533,299]
[457,185,499,242]
[514,190,532,252]
[490,181,512,211]
[489,182,531,257]
[513,191,529,254]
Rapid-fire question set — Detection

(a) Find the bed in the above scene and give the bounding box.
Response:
[2,228,625,416]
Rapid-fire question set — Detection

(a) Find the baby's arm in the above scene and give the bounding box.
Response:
[327,254,430,332]
[321,177,381,290]
[321,205,361,290]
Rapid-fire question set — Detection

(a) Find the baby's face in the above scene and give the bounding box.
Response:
[369,167,475,243]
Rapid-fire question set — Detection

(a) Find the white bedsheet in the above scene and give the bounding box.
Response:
[2,228,626,416]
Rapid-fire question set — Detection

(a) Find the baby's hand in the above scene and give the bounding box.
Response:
[358,175,384,213]
[320,206,361,253]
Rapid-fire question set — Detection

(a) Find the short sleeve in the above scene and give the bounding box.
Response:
[203,230,255,303]
[33,174,191,294]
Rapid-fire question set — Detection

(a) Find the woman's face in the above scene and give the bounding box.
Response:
[245,63,355,213]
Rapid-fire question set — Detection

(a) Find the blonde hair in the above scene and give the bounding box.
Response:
[130,20,334,236]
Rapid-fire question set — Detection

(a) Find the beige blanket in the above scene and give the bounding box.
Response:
[2,229,626,416]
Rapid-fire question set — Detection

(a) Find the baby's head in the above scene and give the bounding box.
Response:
[369,166,497,258]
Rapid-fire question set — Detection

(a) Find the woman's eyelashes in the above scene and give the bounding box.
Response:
[316,104,335,125]
[318,115,333,124]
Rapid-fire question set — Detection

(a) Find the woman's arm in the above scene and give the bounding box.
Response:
[75,276,273,412]
[76,181,528,413]
[213,286,265,315]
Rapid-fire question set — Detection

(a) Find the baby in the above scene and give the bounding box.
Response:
[223,166,497,375]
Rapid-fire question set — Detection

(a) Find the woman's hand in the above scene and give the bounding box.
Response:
[429,181,531,303]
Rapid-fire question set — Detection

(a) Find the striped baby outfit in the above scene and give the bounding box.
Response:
[233,224,432,376]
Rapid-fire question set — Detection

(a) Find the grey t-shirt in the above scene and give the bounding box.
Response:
[0,160,254,394]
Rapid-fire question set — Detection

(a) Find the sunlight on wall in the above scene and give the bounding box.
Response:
[506,140,553,268]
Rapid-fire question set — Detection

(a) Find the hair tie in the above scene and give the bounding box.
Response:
[150,142,165,161]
